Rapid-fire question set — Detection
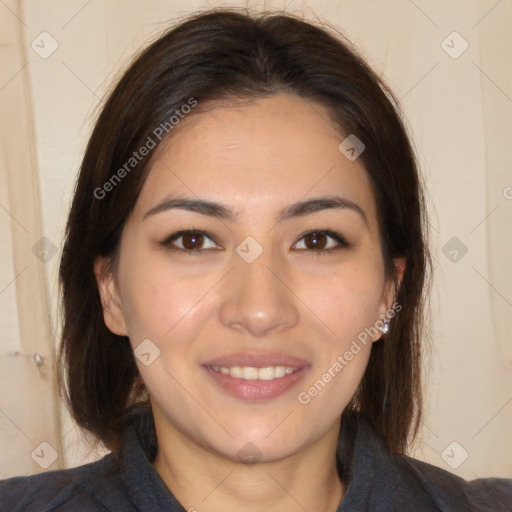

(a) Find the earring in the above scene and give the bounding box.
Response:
[379,318,390,334]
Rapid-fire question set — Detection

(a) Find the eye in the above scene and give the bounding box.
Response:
[159,229,351,254]
[292,230,351,252]
[160,230,220,252]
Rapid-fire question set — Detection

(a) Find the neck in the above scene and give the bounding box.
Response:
[152,414,345,512]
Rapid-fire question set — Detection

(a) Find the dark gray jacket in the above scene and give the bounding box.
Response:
[1,408,511,511]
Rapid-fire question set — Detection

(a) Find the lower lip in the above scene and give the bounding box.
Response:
[203,365,310,402]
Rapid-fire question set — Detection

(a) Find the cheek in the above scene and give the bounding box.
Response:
[118,268,213,397]
[298,262,384,340]
[118,257,218,346]
[292,260,384,405]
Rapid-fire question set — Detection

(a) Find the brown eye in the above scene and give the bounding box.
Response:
[293,230,350,252]
[303,232,328,250]
[181,232,204,250]
[160,230,219,252]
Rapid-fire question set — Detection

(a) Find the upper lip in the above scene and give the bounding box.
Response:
[202,352,309,368]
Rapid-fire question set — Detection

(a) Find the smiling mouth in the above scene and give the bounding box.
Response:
[203,364,309,401]
[208,365,298,380]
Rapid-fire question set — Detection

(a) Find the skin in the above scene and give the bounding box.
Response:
[95,93,405,512]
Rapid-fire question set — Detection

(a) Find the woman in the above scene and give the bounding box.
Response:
[1,8,510,512]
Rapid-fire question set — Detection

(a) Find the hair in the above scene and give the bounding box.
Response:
[58,7,432,456]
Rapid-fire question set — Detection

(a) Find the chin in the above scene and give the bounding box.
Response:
[209,420,318,464]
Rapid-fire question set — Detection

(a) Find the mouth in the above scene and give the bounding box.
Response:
[202,352,310,401]
[209,364,299,380]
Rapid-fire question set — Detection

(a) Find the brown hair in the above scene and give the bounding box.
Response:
[58,8,432,455]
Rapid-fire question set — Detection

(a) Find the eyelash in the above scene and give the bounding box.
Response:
[158,229,351,254]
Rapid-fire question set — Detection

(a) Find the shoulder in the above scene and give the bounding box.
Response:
[0,453,130,512]
[397,454,512,511]
[343,415,512,511]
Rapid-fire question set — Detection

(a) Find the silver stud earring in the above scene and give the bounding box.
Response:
[379,318,390,334]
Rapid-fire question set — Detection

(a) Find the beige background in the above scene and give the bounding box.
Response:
[1,0,511,480]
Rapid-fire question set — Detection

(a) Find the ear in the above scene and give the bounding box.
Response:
[374,257,406,341]
[94,256,128,336]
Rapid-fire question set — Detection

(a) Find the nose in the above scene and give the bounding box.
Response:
[219,245,300,337]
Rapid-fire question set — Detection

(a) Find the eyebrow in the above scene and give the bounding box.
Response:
[143,194,368,227]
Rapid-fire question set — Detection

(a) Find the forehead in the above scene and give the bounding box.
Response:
[134,94,378,231]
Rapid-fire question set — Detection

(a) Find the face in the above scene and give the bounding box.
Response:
[96,93,403,463]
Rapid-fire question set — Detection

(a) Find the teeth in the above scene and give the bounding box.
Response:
[242,366,259,379]
[211,365,297,380]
